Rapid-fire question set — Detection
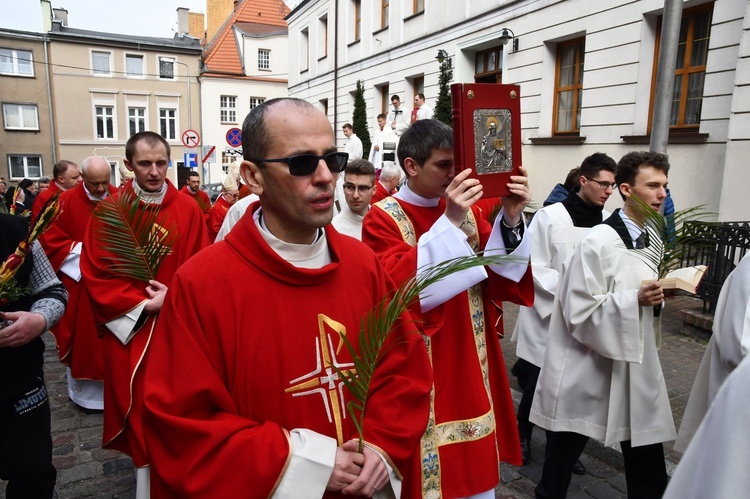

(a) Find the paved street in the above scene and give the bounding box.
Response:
[1,295,710,498]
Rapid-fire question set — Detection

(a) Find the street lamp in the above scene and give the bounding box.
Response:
[435,49,452,68]
[173,60,193,131]
[499,28,519,52]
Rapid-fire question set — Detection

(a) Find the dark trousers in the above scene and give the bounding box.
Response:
[0,376,56,499]
[512,358,540,440]
[535,431,668,499]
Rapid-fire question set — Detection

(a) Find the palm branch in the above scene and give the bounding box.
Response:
[334,252,525,451]
[629,195,715,279]
[91,188,178,282]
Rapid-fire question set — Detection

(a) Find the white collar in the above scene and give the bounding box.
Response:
[83,183,109,201]
[394,181,440,207]
[132,181,167,205]
[618,209,643,243]
[254,207,331,269]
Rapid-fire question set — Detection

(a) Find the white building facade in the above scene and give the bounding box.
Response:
[286,0,750,221]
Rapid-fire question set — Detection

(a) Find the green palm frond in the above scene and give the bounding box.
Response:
[92,189,179,282]
[334,252,525,450]
[629,196,715,279]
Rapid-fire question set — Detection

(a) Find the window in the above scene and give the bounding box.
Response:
[249,97,265,110]
[0,48,33,76]
[381,0,389,29]
[95,105,115,139]
[3,104,39,130]
[258,49,270,70]
[474,46,503,83]
[380,84,390,114]
[92,51,112,76]
[413,76,424,100]
[125,54,144,77]
[319,15,328,57]
[8,155,42,180]
[554,38,585,135]
[160,108,177,140]
[220,95,237,123]
[159,57,175,79]
[353,0,361,42]
[653,5,713,129]
[301,27,310,71]
[128,107,146,136]
[320,98,328,117]
[414,0,424,14]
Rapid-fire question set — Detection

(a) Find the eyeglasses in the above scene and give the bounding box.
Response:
[249,151,349,177]
[583,176,617,190]
[343,183,374,194]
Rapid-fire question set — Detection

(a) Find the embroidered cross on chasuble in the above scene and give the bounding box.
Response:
[285,314,356,445]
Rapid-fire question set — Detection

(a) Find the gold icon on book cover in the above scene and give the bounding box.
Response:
[473,110,512,174]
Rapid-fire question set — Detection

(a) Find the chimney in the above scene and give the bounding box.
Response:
[206,0,234,43]
[188,12,206,40]
[40,0,53,33]
[52,7,68,27]
[177,7,189,36]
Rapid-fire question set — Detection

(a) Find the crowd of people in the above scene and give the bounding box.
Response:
[1,96,747,499]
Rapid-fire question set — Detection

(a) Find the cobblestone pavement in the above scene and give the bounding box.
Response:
[1,295,709,498]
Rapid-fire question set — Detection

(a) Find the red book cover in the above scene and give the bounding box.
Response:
[451,83,522,198]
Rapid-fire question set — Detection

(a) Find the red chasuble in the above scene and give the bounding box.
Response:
[363,198,534,499]
[179,184,211,214]
[40,182,115,378]
[31,182,60,223]
[81,179,209,467]
[206,194,232,242]
[142,202,432,498]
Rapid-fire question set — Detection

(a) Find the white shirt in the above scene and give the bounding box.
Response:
[344,134,363,160]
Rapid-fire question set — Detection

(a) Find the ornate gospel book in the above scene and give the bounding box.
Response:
[451,83,522,198]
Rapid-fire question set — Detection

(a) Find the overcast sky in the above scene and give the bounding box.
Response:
[0,0,209,37]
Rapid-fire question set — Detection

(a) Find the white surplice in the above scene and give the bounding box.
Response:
[530,223,676,447]
[674,252,750,452]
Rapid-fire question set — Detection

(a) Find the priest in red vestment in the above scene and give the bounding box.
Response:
[178,170,211,219]
[143,99,431,498]
[32,159,81,222]
[206,175,239,242]
[370,163,401,206]
[80,132,209,496]
[362,119,535,499]
[41,156,116,411]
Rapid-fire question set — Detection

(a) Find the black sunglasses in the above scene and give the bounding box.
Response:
[249,151,349,177]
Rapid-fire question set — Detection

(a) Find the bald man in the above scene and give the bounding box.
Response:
[41,156,116,412]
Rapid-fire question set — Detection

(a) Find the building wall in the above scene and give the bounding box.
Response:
[0,32,55,180]
[287,0,749,220]
[48,40,201,185]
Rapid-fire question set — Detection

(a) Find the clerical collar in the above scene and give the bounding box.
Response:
[253,207,331,269]
[55,181,67,191]
[394,181,439,207]
[83,183,109,201]
[132,181,167,205]
[618,209,643,244]
[561,189,605,228]
[186,185,198,195]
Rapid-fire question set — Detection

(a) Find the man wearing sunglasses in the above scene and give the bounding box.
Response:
[363,119,534,499]
[142,98,431,498]
[512,153,616,471]
[332,159,375,241]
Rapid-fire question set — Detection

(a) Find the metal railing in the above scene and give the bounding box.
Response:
[680,221,750,313]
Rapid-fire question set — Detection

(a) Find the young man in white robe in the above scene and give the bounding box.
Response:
[511,153,617,470]
[530,151,676,499]
[332,159,375,241]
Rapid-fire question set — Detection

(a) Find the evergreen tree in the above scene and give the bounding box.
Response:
[352,80,372,156]
[433,60,454,126]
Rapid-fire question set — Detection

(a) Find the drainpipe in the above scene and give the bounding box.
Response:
[650,0,683,154]
[334,0,339,134]
[44,35,57,165]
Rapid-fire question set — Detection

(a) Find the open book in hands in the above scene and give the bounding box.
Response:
[643,265,707,294]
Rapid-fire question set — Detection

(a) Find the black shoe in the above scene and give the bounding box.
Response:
[520,436,531,465]
[572,459,586,475]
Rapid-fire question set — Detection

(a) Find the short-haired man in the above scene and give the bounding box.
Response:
[342,123,363,160]
[179,170,211,219]
[332,159,375,240]
[36,176,50,192]
[142,98,431,497]
[207,174,239,242]
[531,151,675,499]
[41,156,117,413]
[368,114,397,170]
[411,93,432,123]
[81,132,209,495]
[386,94,410,136]
[33,160,82,221]
[512,153,617,468]
[370,162,401,205]
[363,119,534,498]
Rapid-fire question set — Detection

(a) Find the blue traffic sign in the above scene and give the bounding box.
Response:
[184,152,198,168]
[226,128,242,147]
